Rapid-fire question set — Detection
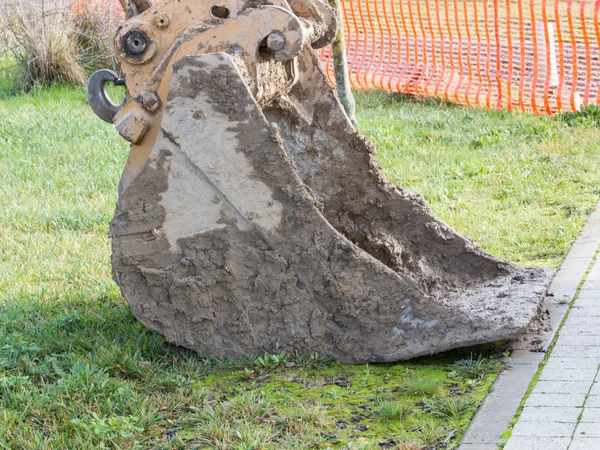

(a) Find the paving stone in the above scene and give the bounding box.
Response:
[579,211,600,228]
[585,394,600,407]
[574,422,600,437]
[568,307,600,318]
[573,223,600,240]
[571,441,600,450]
[562,319,600,334]
[549,260,587,298]
[503,436,570,450]
[558,323,600,335]
[518,406,581,423]
[582,222,600,233]
[563,314,600,324]
[569,438,600,450]
[555,336,600,348]
[488,365,541,398]
[460,208,600,450]
[551,346,600,358]
[581,407,600,422]
[538,368,598,382]
[585,270,600,282]
[525,393,587,407]
[569,307,600,318]
[572,296,600,306]
[580,209,600,222]
[460,394,521,435]
[550,272,588,292]
[457,444,499,450]
[549,284,581,302]
[564,242,598,259]
[589,381,600,395]
[506,350,546,366]
[552,280,587,293]
[460,348,548,447]
[512,420,576,437]
[574,290,600,300]
[555,256,593,277]
[587,265,600,279]
[588,223,600,236]
[543,358,600,371]
[461,364,538,446]
[532,380,592,394]
[572,298,600,308]
[543,303,572,350]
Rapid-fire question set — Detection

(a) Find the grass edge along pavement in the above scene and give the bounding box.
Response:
[2,86,600,449]
[459,201,600,449]
[498,212,600,450]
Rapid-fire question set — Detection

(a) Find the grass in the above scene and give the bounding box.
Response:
[359,91,600,267]
[1,84,600,449]
[404,378,442,397]
[375,401,414,422]
[451,354,507,382]
[422,396,477,426]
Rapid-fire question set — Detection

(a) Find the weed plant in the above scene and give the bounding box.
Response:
[423,396,477,422]
[376,401,414,422]
[404,378,442,396]
[451,354,507,381]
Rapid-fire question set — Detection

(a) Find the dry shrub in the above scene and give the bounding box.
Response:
[71,1,119,73]
[0,0,118,91]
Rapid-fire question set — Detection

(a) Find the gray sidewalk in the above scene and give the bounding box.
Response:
[460,202,600,449]
[504,256,600,450]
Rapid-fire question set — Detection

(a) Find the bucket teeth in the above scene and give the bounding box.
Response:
[110,53,551,364]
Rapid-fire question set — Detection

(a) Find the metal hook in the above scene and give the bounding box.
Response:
[87,69,124,124]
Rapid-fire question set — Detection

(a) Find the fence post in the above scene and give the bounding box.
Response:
[536,21,559,88]
[536,21,582,111]
[328,0,357,124]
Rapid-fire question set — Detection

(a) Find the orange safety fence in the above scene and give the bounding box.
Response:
[320,0,600,114]
[71,0,125,20]
[82,0,598,114]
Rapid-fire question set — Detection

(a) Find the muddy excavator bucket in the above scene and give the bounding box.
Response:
[88,0,551,363]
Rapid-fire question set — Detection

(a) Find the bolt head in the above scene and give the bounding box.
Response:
[267,31,286,52]
[137,91,161,113]
[124,31,148,55]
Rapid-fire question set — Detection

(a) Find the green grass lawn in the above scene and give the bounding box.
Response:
[1,86,600,449]
[358,91,600,268]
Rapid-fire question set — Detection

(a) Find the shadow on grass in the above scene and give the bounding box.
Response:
[0,288,507,448]
[0,287,509,379]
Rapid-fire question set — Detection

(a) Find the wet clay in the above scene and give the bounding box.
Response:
[105,0,551,364]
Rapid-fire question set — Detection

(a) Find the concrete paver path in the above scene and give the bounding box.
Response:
[460,203,600,449]
[504,258,600,450]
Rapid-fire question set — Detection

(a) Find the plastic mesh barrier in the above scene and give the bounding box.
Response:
[320,0,600,114]
[83,0,599,114]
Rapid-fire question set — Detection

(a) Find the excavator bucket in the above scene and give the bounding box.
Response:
[88,0,551,364]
